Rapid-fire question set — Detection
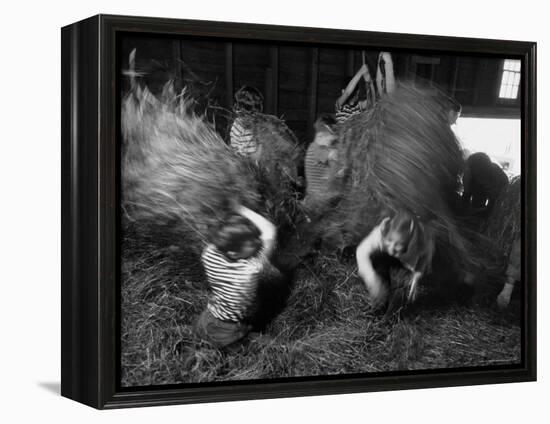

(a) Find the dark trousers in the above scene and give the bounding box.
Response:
[194,308,251,348]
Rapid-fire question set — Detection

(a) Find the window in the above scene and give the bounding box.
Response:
[498,59,521,99]
[452,117,521,176]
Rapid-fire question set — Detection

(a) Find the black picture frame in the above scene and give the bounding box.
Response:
[61,14,537,409]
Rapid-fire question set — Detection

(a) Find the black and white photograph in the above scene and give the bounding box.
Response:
[2,0,549,419]
[119,33,524,387]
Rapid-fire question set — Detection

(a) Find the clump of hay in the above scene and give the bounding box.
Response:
[309,84,475,297]
[483,176,521,272]
[300,85,479,313]
[231,111,305,187]
[250,112,304,183]
[122,50,304,250]
[329,84,464,236]
[122,80,264,244]
[227,109,308,267]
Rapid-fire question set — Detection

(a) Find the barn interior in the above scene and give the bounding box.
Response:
[121,34,521,175]
[119,33,522,387]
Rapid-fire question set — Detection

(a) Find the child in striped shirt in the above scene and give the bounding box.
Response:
[335,53,395,124]
[196,205,277,347]
[229,86,264,158]
[304,115,339,205]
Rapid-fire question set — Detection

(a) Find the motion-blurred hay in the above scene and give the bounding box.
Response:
[312,84,474,286]
[122,81,262,245]
[483,176,521,275]
[122,50,304,259]
[233,111,304,187]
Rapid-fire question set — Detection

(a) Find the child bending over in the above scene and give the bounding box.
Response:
[356,213,433,309]
[196,205,277,347]
[229,86,264,159]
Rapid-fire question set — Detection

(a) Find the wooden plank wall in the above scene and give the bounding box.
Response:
[121,36,521,145]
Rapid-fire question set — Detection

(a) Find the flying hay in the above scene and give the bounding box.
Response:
[316,84,473,278]
[230,111,304,187]
[484,175,521,270]
[122,81,262,245]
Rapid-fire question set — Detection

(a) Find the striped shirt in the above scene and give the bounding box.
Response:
[335,102,364,124]
[305,142,334,199]
[201,244,266,322]
[230,117,257,157]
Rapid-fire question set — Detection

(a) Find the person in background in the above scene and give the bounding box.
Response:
[335,63,372,124]
[304,115,339,204]
[447,98,462,126]
[229,86,264,157]
[375,52,396,98]
[462,152,509,216]
[335,52,396,124]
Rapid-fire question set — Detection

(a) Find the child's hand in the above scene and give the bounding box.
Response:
[380,52,392,64]
[368,276,388,310]
[360,63,369,75]
[496,282,514,309]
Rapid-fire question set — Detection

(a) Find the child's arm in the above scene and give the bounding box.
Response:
[358,99,369,110]
[378,52,396,94]
[335,63,368,109]
[237,206,276,256]
[496,278,515,309]
[407,271,423,302]
[356,223,387,307]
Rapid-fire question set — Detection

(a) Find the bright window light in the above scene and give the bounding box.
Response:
[498,59,521,99]
[452,117,521,176]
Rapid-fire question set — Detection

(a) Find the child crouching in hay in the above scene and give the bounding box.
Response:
[318,84,475,311]
[196,205,279,347]
[356,212,435,310]
[122,61,293,347]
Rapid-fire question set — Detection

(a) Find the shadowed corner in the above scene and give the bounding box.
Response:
[37,381,61,395]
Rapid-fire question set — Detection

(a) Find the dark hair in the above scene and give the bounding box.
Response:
[381,212,414,239]
[467,151,492,168]
[314,114,337,134]
[213,214,262,255]
[315,114,337,128]
[234,85,264,113]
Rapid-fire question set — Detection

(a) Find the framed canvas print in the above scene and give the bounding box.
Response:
[61,14,536,409]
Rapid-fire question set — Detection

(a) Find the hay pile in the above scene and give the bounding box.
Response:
[484,175,521,273]
[233,111,304,187]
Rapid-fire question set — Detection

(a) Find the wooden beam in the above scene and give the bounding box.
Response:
[269,46,279,114]
[346,50,355,77]
[172,40,184,90]
[224,42,234,110]
[461,105,520,119]
[308,47,320,141]
[451,56,460,97]
[472,59,485,106]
